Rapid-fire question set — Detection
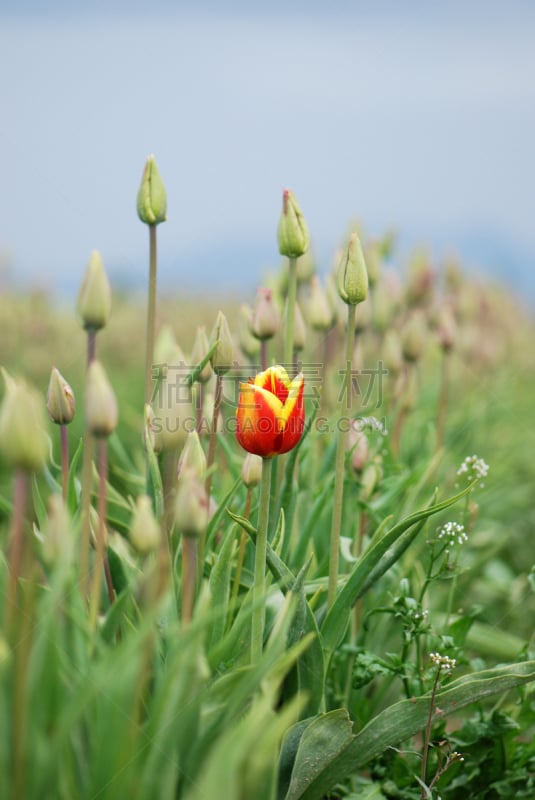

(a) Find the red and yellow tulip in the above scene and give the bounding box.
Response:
[236,366,305,458]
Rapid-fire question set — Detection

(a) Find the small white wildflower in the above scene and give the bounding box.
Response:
[356,416,388,435]
[437,521,468,548]
[456,454,489,486]
[429,652,457,672]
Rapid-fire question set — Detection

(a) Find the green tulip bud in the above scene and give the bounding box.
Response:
[191,326,213,384]
[42,495,72,566]
[307,276,333,332]
[401,311,427,363]
[282,299,306,352]
[0,371,48,471]
[129,495,161,555]
[47,367,75,425]
[209,311,234,376]
[436,306,456,352]
[178,431,207,480]
[277,189,309,258]
[175,469,209,538]
[151,373,193,453]
[241,452,263,489]
[337,233,368,305]
[76,250,112,331]
[238,305,261,359]
[136,154,167,226]
[85,361,118,437]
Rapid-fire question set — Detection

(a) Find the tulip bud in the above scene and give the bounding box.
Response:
[76,250,112,331]
[307,276,333,332]
[238,305,261,359]
[178,431,206,480]
[382,329,404,375]
[85,361,118,437]
[209,311,234,375]
[47,367,75,425]
[241,452,263,489]
[151,374,193,452]
[129,494,161,555]
[277,189,309,258]
[337,233,368,305]
[251,288,280,341]
[136,154,167,226]
[143,403,161,453]
[0,372,48,471]
[436,306,456,352]
[282,299,306,352]
[364,240,382,288]
[191,326,213,383]
[406,249,434,307]
[175,469,209,538]
[42,495,72,566]
[360,460,383,501]
[348,428,369,473]
[401,311,427,363]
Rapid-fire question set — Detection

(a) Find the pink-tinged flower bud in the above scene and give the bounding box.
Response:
[401,311,427,363]
[348,428,369,473]
[251,288,280,341]
[238,305,261,359]
[337,233,368,306]
[129,494,161,554]
[436,306,456,352]
[85,361,118,438]
[307,276,333,332]
[136,154,167,226]
[241,452,263,488]
[178,431,206,480]
[76,250,112,331]
[175,468,209,538]
[0,371,48,471]
[277,189,309,258]
[209,311,234,376]
[47,367,75,425]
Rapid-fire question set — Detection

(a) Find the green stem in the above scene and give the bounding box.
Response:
[89,438,114,628]
[5,470,29,632]
[436,350,450,451]
[421,666,442,796]
[327,302,357,608]
[251,457,273,662]
[60,425,69,501]
[79,429,94,597]
[181,536,197,626]
[284,256,298,370]
[145,224,158,406]
[230,488,252,611]
[200,373,223,568]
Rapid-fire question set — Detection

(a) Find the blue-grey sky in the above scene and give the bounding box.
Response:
[2,1,535,297]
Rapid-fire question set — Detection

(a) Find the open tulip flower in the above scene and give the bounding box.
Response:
[236,366,305,457]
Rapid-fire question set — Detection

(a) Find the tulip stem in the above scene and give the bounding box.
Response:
[87,329,97,365]
[89,438,114,628]
[60,425,69,501]
[5,469,29,631]
[181,536,197,626]
[200,373,223,569]
[251,457,272,662]
[284,256,298,371]
[328,302,357,608]
[79,429,94,596]
[230,488,252,612]
[145,224,158,407]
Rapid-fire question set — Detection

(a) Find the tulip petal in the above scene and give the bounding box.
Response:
[254,365,290,403]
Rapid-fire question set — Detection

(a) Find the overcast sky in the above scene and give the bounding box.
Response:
[2,1,535,296]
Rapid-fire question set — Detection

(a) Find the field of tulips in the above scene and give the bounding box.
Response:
[0,157,534,799]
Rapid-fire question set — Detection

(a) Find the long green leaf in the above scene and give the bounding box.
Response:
[321,480,477,654]
[293,660,535,800]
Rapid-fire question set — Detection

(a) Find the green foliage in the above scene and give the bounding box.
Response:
[1,222,535,799]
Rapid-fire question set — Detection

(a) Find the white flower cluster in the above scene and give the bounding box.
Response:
[429,652,457,671]
[438,521,468,547]
[457,454,489,486]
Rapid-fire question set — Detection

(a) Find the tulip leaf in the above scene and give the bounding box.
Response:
[144,423,164,520]
[290,661,535,800]
[66,437,84,515]
[321,480,478,655]
[186,340,219,387]
[282,709,355,800]
[208,523,236,650]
